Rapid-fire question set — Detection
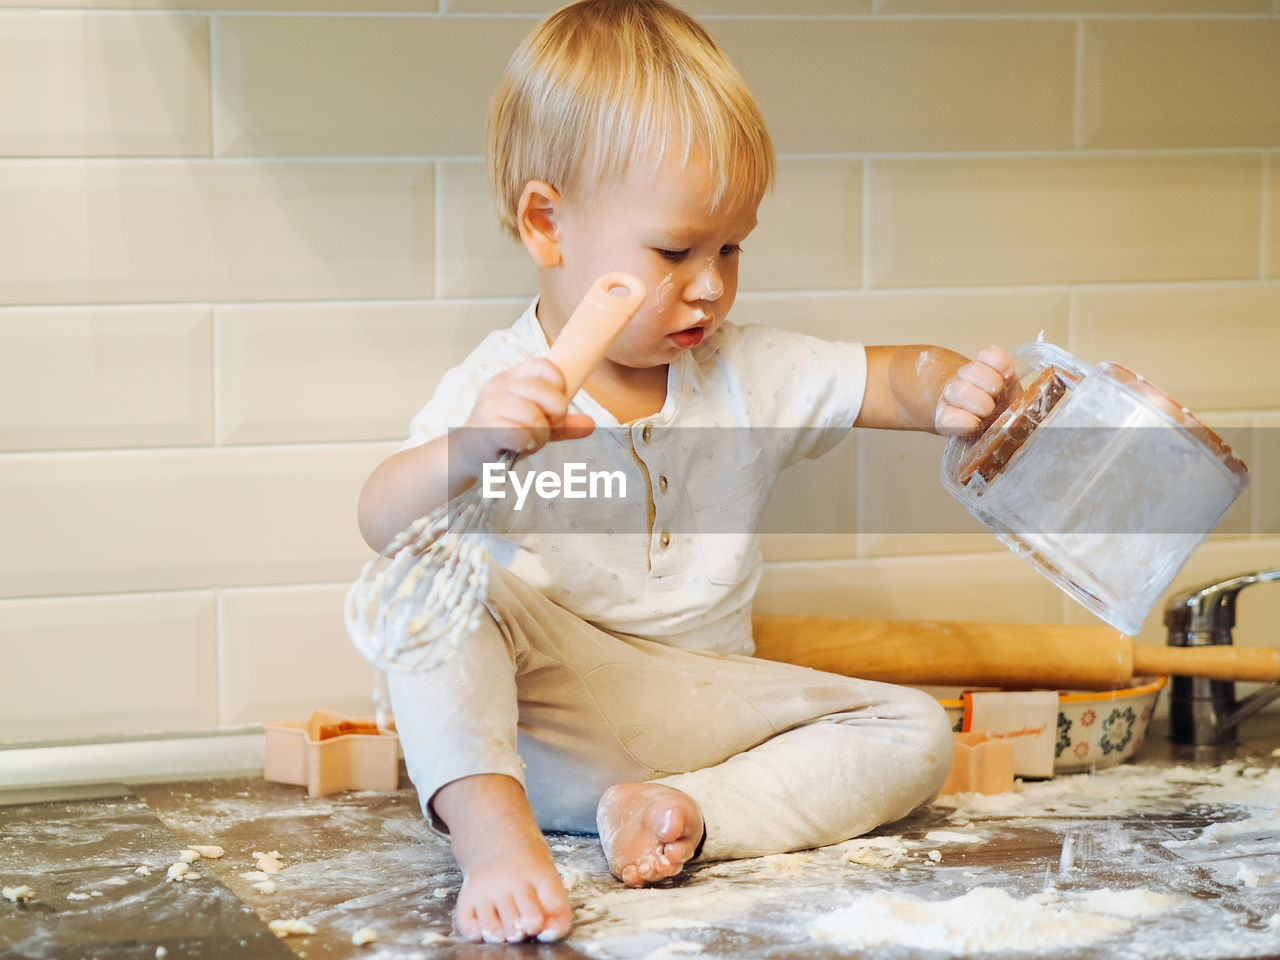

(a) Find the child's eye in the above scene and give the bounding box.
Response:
[656,248,689,262]
[721,243,743,257]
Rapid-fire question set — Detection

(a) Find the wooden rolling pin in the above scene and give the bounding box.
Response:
[751,614,1280,691]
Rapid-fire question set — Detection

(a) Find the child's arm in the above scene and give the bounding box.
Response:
[356,359,596,552]
[855,344,1016,436]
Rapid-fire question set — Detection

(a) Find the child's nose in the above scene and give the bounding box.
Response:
[690,257,723,302]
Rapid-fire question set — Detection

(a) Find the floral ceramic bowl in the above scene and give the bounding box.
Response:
[927,677,1166,775]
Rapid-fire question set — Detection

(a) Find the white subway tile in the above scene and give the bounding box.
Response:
[870,155,1263,287]
[857,429,996,559]
[730,288,1069,361]
[0,12,210,157]
[0,591,217,743]
[1271,156,1280,279]
[219,584,378,725]
[0,1,438,8]
[882,0,1270,9]
[215,16,535,156]
[217,300,518,444]
[1254,413,1280,539]
[0,306,213,452]
[437,162,538,299]
[1072,285,1280,412]
[0,161,433,305]
[1081,20,1280,149]
[756,549,1065,622]
[746,158,862,292]
[714,18,1075,153]
[0,444,392,599]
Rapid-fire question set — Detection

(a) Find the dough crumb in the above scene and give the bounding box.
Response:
[431,886,450,898]
[166,863,190,882]
[269,918,316,938]
[253,850,285,874]
[251,880,278,895]
[839,836,909,868]
[156,948,168,959]
[351,927,379,946]
[67,892,91,901]
[928,849,942,863]
[421,931,452,945]
[135,866,153,877]
[178,849,201,864]
[191,845,224,859]
[3,885,35,903]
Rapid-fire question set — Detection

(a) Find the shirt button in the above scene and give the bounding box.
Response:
[659,531,671,548]
[658,475,668,493]
[641,424,652,443]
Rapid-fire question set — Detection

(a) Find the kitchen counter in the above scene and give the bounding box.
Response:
[3,715,1279,960]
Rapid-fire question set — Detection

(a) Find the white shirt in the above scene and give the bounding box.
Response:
[402,300,867,655]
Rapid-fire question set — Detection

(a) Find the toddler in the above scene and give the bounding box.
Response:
[356,0,1015,944]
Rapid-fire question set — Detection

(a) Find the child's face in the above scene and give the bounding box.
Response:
[547,146,760,371]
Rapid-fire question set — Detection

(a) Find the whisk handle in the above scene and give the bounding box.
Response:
[547,272,646,398]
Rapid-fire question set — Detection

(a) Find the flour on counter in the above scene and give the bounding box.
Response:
[924,830,985,844]
[1162,817,1280,848]
[1076,888,1182,917]
[810,886,1152,952]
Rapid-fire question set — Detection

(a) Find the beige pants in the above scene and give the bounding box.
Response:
[387,565,953,861]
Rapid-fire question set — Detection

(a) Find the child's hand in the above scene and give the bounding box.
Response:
[934,346,1017,436]
[459,358,597,466]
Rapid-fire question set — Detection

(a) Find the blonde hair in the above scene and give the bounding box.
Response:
[486,0,775,240]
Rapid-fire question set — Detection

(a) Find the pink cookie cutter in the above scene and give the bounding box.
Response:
[263,709,399,798]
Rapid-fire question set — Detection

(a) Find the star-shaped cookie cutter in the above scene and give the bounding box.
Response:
[263,709,400,798]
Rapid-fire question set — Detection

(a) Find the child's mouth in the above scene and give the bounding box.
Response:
[670,326,705,349]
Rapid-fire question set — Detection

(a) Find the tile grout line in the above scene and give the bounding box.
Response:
[1065,286,1078,355]
[861,159,872,292]
[3,280,1278,319]
[210,305,222,449]
[215,587,228,728]
[1072,18,1085,151]
[208,14,219,159]
[2,148,1270,168]
[434,161,445,302]
[1260,152,1271,281]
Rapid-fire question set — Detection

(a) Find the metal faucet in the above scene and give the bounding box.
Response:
[1164,567,1280,746]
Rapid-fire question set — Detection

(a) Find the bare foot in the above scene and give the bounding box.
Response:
[433,774,573,943]
[596,782,704,887]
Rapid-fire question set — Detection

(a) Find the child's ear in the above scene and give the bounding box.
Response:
[517,180,563,269]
